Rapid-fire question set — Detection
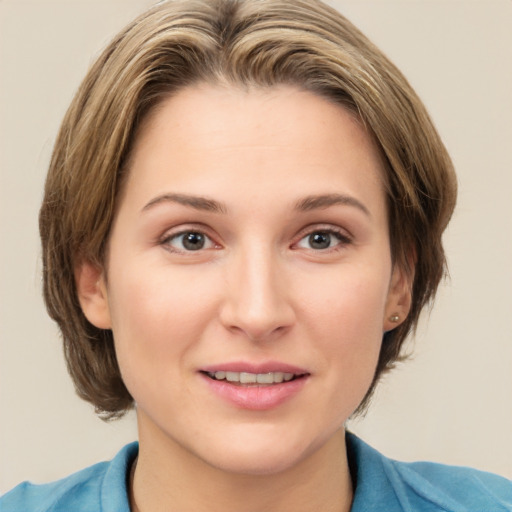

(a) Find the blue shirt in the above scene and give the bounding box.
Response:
[2,433,511,511]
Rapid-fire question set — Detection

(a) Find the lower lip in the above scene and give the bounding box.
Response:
[200,374,309,410]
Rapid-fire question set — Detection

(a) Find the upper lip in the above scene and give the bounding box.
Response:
[200,361,309,375]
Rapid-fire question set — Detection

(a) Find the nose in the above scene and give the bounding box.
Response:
[219,246,295,343]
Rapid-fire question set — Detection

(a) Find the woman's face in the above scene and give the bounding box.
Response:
[79,84,410,475]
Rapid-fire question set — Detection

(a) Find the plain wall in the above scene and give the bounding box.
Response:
[1,0,511,494]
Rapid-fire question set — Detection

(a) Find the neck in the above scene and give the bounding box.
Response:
[130,419,353,512]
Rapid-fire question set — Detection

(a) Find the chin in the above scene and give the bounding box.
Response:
[205,446,306,476]
[196,426,336,476]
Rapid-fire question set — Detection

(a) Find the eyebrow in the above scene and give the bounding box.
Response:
[294,193,371,217]
[141,192,370,217]
[142,193,228,214]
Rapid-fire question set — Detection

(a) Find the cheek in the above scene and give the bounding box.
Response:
[300,265,390,400]
[302,263,390,341]
[106,263,220,385]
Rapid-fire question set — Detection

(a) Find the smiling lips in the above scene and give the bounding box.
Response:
[200,363,310,410]
[206,370,298,385]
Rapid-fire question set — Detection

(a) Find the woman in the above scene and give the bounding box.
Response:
[1,0,510,510]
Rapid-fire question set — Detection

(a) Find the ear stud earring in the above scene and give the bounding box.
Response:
[389,314,400,323]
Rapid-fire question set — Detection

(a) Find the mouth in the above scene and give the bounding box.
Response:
[199,362,310,409]
[202,370,306,386]
[200,366,310,410]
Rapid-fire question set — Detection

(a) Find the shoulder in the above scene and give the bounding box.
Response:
[0,442,138,512]
[347,432,512,512]
[0,464,106,512]
[386,454,512,511]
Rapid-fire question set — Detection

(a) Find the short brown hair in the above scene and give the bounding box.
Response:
[39,0,456,419]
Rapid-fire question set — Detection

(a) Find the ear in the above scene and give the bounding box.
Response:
[75,260,112,329]
[383,263,413,332]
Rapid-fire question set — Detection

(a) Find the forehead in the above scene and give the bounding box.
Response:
[134,84,377,158]
[121,83,387,216]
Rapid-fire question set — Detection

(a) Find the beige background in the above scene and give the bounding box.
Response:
[1,0,511,494]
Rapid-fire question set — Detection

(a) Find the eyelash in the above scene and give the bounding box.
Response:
[293,227,352,252]
[159,226,352,254]
[160,228,218,253]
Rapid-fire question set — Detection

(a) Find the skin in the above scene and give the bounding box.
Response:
[77,84,412,512]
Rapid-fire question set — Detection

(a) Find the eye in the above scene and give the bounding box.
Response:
[163,230,216,252]
[295,229,350,251]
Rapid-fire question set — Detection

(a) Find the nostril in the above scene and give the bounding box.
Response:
[218,262,296,341]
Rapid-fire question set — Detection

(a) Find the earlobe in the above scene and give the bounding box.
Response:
[383,264,413,332]
[75,260,112,329]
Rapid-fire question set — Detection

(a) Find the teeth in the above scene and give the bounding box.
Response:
[273,372,284,383]
[208,371,299,384]
[256,373,273,384]
[226,371,238,382]
[240,372,257,384]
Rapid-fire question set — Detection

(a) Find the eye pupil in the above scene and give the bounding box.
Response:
[309,232,331,249]
[183,232,205,250]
